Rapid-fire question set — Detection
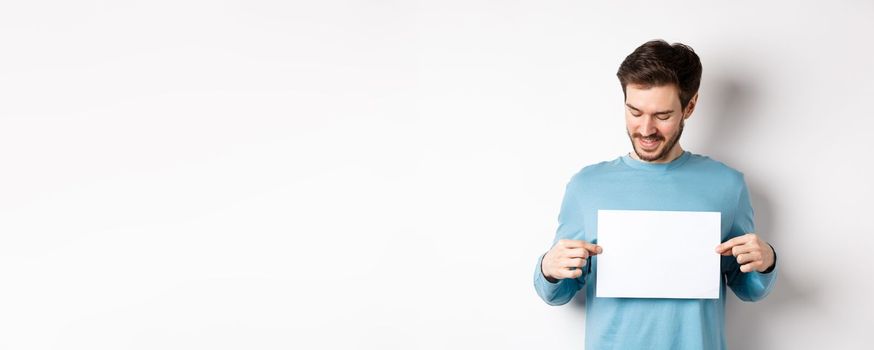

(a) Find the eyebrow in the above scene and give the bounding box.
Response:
[625,103,674,115]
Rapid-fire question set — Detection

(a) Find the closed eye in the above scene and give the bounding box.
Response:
[626,103,674,120]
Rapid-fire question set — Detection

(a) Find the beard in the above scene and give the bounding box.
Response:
[627,119,685,162]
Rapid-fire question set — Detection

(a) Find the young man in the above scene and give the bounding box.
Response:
[533,40,778,349]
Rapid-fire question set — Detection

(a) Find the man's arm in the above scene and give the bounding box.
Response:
[720,175,778,302]
[533,180,598,306]
[534,252,583,306]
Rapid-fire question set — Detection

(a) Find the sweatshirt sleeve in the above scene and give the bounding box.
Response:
[533,179,588,306]
[723,175,778,302]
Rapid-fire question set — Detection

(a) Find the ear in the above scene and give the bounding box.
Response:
[684,93,699,119]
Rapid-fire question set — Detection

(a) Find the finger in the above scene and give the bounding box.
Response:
[740,260,763,273]
[716,234,752,254]
[564,249,590,259]
[718,245,737,256]
[557,239,583,248]
[562,257,587,268]
[560,267,583,279]
[574,242,603,255]
[737,251,762,265]
[731,244,757,257]
[561,240,603,255]
[558,239,589,248]
[716,235,745,254]
[569,268,583,278]
[585,243,604,255]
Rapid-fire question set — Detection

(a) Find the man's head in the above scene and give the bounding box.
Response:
[617,40,702,162]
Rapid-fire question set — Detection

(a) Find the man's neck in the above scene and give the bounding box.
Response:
[630,145,685,164]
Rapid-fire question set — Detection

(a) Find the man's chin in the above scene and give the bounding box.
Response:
[634,146,666,161]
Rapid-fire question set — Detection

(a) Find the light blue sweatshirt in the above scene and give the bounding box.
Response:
[534,151,777,349]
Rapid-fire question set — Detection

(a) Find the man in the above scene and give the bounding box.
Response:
[533,39,777,349]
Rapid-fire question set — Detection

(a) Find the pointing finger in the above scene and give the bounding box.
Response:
[581,242,603,255]
[716,234,751,255]
[561,240,602,255]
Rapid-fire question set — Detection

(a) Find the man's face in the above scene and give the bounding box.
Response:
[624,83,687,162]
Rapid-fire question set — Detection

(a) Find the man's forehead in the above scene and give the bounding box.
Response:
[625,84,680,111]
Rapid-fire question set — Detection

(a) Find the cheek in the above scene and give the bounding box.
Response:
[659,122,679,135]
[625,117,639,130]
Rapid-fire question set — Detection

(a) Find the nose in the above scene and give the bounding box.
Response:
[639,116,656,136]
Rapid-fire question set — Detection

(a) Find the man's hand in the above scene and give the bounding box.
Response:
[716,233,775,273]
[542,239,603,281]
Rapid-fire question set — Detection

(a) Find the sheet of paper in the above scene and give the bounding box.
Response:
[596,210,721,299]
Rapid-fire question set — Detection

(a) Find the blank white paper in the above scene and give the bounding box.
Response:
[596,210,721,299]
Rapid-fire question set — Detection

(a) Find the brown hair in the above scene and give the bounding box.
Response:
[616,39,702,111]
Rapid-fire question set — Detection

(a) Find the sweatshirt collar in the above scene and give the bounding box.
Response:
[620,150,691,171]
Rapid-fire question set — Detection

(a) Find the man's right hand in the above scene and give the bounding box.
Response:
[541,239,603,282]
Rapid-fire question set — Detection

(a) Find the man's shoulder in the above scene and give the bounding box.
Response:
[686,152,747,184]
[686,152,744,173]
[571,157,624,178]
[565,157,625,188]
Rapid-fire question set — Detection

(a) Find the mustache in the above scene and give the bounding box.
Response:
[632,133,664,141]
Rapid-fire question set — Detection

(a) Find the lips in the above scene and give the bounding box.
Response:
[638,137,661,150]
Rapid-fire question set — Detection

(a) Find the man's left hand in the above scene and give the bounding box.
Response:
[716,233,775,273]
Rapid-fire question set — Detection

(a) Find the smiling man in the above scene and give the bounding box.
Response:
[533,40,778,349]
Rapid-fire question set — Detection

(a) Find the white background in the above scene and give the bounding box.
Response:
[1,1,872,349]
